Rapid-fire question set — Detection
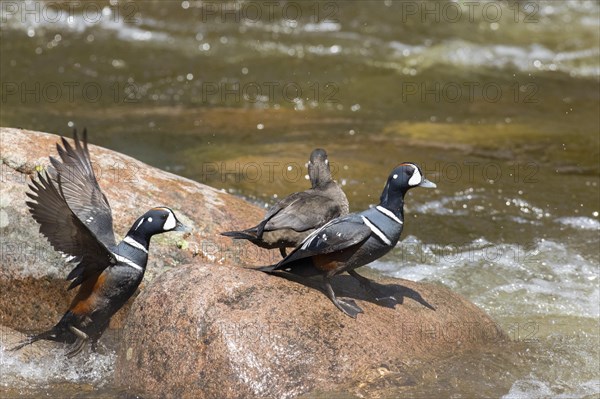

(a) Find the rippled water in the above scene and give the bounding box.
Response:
[1,0,599,397]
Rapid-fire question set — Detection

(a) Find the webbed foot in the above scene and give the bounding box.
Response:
[336,297,364,318]
[66,326,89,358]
[323,277,364,318]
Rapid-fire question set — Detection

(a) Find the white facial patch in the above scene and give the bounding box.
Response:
[393,174,398,179]
[163,211,176,230]
[148,217,153,223]
[325,159,329,165]
[408,164,422,186]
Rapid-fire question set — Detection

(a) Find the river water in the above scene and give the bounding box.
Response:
[1,1,599,397]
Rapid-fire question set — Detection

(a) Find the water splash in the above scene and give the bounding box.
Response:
[0,344,116,389]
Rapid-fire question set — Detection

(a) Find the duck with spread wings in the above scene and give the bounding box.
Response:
[11,129,188,357]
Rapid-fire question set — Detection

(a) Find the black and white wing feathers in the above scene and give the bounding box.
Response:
[276,215,372,267]
[26,171,117,289]
[49,129,116,247]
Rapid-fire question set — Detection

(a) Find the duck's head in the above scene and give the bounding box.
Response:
[307,148,332,188]
[132,207,188,237]
[380,162,436,207]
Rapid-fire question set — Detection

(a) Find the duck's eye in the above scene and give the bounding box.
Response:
[161,214,168,220]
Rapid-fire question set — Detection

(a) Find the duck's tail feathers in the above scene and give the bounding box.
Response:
[220,230,257,240]
[9,329,57,352]
[256,265,278,273]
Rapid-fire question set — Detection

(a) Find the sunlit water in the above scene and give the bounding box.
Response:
[1,0,599,397]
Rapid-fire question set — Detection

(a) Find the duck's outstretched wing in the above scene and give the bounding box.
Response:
[49,129,116,247]
[27,132,117,289]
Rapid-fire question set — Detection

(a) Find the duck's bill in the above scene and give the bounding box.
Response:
[173,221,191,232]
[419,178,437,188]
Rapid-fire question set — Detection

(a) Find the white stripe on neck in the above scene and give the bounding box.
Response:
[361,216,392,245]
[113,253,144,271]
[376,206,403,224]
[123,236,148,254]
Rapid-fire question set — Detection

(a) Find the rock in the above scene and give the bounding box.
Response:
[0,127,275,331]
[115,262,506,399]
[2,127,507,398]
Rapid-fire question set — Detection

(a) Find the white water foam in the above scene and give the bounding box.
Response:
[371,237,600,318]
[395,40,600,78]
[503,377,600,399]
[555,216,600,231]
[0,344,115,388]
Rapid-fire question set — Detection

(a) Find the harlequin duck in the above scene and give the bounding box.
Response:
[10,129,188,357]
[259,163,436,318]
[221,148,349,257]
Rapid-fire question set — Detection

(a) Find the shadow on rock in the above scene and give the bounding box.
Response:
[261,271,436,312]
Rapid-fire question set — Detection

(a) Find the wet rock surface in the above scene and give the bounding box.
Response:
[115,262,506,399]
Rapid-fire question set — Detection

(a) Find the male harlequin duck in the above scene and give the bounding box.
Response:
[10,129,187,357]
[221,148,349,257]
[259,163,436,318]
